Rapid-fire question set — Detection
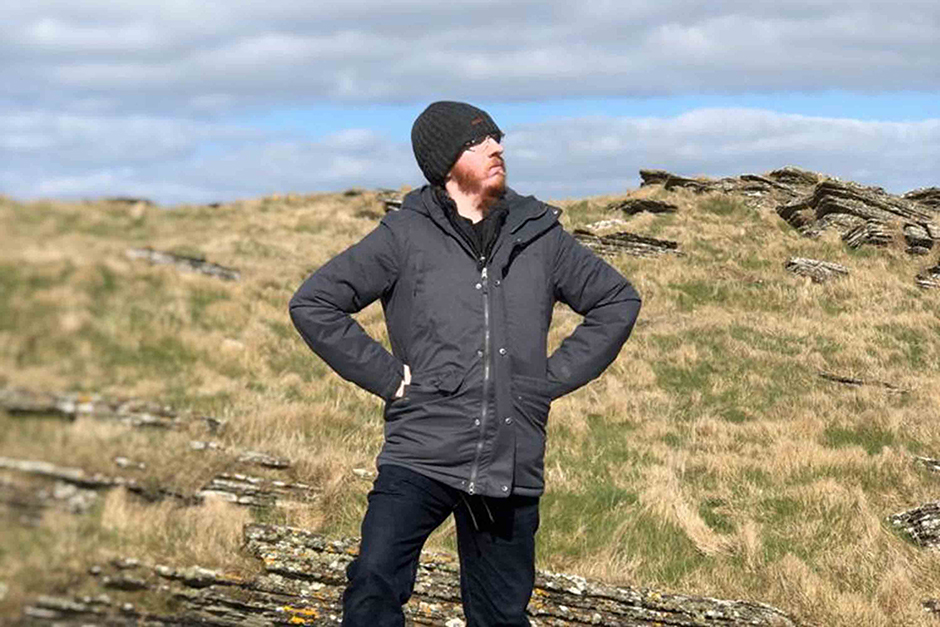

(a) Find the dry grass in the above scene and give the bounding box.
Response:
[2,184,940,625]
[100,488,255,573]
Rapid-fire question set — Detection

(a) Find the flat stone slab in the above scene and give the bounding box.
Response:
[0,456,314,515]
[784,258,849,283]
[377,190,403,212]
[913,456,940,474]
[574,229,681,258]
[190,440,291,469]
[817,372,906,394]
[606,198,678,215]
[0,386,224,431]
[889,501,940,549]
[198,474,316,507]
[126,247,241,281]
[904,187,940,211]
[916,265,940,289]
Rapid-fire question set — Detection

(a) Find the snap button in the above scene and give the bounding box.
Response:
[474,418,481,427]
[475,283,482,290]
[501,485,509,493]
[504,417,512,425]
[498,347,507,355]
[476,349,483,357]
[494,279,501,287]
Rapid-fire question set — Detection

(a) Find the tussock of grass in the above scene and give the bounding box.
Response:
[2,185,940,625]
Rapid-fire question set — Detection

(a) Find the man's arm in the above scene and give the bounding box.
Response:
[546,227,642,399]
[289,222,405,401]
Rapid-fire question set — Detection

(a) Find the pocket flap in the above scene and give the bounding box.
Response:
[412,366,467,395]
[435,369,462,394]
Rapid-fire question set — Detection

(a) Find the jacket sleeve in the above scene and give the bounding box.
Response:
[546,227,641,399]
[289,221,404,401]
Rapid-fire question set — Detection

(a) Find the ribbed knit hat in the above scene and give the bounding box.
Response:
[411,101,502,186]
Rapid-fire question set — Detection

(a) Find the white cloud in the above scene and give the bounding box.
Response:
[3,108,937,204]
[22,17,160,52]
[0,110,255,165]
[506,109,940,199]
[3,2,938,107]
[2,2,938,203]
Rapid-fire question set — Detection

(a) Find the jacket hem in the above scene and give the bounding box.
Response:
[511,485,544,497]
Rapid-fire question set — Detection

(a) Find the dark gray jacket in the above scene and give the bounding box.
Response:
[289,186,641,498]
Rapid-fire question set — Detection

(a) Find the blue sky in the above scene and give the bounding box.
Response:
[2,1,938,204]
[256,92,938,140]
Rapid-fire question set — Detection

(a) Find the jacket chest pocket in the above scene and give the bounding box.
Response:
[502,245,551,318]
[409,260,485,336]
[500,248,553,369]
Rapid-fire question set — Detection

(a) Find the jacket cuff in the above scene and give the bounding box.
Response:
[380,364,405,401]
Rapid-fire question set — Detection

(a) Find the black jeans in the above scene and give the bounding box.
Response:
[342,464,540,627]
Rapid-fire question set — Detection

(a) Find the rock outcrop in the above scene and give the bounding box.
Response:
[916,264,940,289]
[817,372,905,394]
[126,247,241,282]
[784,258,849,283]
[0,455,315,514]
[889,501,940,549]
[641,167,940,287]
[573,229,681,258]
[639,166,816,209]
[776,179,937,254]
[378,190,403,212]
[605,198,678,215]
[189,440,291,469]
[0,386,224,431]
[18,523,801,626]
[904,187,940,210]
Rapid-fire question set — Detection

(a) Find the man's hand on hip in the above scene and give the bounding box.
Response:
[394,365,411,399]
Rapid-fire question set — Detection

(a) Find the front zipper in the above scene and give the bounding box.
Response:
[468,260,490,495]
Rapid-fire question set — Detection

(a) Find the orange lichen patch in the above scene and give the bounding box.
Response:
[282,605,320,624]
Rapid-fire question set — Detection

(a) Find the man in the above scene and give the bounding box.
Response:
[289,101,641,626]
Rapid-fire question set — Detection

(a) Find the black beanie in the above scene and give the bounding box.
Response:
[411,101,502,186]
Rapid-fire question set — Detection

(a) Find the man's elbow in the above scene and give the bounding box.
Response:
[288,287,325,337]
[288,290,307,329]
[616,286,642,338]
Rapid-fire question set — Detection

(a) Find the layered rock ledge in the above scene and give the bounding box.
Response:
[18,523,801,626]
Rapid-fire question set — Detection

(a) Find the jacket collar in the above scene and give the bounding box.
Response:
[402,185,557,246]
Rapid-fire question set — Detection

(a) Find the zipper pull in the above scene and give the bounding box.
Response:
[481,267,488,281]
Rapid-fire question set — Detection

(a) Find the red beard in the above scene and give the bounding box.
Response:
[450,157,507,212]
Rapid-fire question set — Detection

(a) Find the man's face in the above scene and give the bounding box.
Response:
[448,134,506,204]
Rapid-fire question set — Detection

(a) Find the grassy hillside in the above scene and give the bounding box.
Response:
[1,178,939,626]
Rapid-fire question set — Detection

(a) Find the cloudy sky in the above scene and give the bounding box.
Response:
[3,1,938,205]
